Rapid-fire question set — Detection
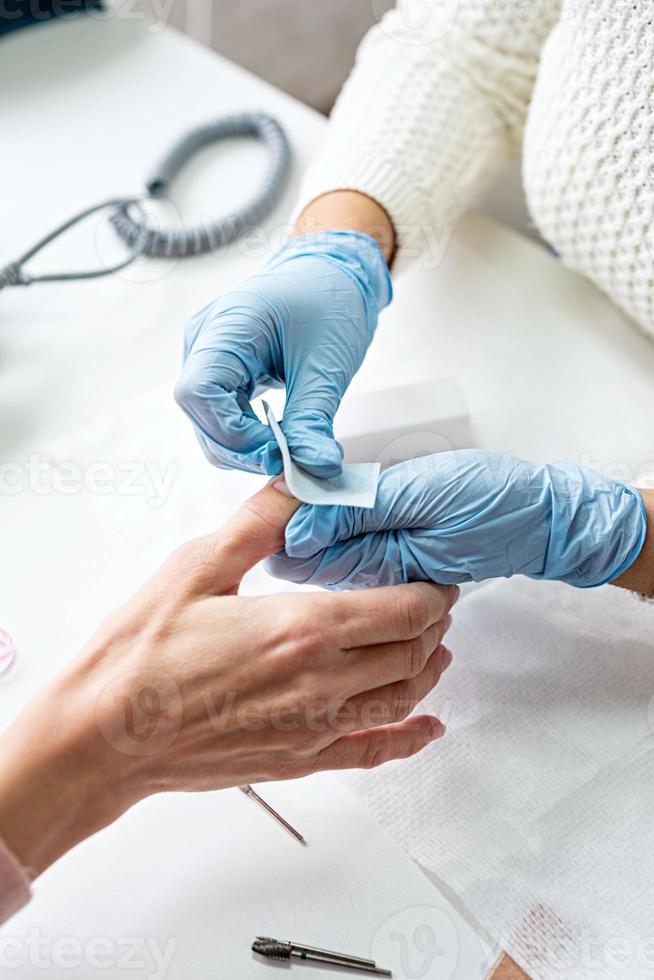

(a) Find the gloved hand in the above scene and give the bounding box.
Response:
[266,450,647,589]
[175,231,392,476]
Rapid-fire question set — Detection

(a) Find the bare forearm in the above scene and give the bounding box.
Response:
[0,674,128,880]
[294,191,395,265]
[611,489,654,597]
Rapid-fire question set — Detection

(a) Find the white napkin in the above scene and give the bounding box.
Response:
[44,385,654,977]
[341,577,654,980]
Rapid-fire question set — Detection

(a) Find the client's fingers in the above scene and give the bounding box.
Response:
[326,582,459,647]
[169,478,301,596]
[307,714,446,774]
[334,645,453,735]
[341,619,452,696]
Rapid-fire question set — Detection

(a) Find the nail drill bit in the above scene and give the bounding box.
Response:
[252,937,392,976]
[238,785,306,844]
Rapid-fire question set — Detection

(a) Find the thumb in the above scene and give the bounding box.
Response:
[205,477,301,593]
[282,351,347,479]
[281,410,345,480]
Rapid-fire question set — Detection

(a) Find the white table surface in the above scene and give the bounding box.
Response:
[1,13,653,980]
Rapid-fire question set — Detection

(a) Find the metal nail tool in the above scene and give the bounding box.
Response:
[238,785,306,844]
[252,937,392,976]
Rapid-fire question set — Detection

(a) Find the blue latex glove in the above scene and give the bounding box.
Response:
[175,231,392,476]
[266,451,647,589]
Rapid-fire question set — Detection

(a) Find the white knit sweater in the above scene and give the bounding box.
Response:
[296,0,654,339]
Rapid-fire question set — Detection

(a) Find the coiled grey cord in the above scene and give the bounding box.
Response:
[0,112,291,290]
[0,197,148,290]
[111,113,290,258]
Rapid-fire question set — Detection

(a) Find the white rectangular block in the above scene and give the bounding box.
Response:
[335,377,472,468]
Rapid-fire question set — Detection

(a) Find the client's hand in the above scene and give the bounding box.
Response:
[0,480,456,880]
[266,451,647,590]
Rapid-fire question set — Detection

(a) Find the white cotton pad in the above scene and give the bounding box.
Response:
[264,402,380,508]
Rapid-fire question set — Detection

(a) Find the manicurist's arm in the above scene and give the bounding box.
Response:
[294,0,560,260]
[612,489,654,597]
[268,453,648,595]
[293,189,395,263]
[174,2,562,479]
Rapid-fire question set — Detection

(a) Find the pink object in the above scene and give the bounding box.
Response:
[0,837,31,925]
[0,629,16,675]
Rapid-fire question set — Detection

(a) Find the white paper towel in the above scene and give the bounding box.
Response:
[341,577,654,979]
[42,385,654,978]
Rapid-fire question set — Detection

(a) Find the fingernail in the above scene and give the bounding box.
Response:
[441,647,453,671]
[269,475,294,497]
[429,720,446,740]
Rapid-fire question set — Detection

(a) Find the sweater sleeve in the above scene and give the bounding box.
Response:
[0,836,31,925]
[295,0,561,260]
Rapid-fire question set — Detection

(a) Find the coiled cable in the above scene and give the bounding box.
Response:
[110,113,291,258]
[0,112,291,290]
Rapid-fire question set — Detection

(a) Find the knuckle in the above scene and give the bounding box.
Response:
[389,681,415,723]
[406,728,431,759]
[293,624,328,662]
[405,633,430,677]
[359,738,389,771]
[397,589,430,637]
[278,606,330,662]
[333,699,357,731]
[166,537,208,575]
[297,725,333,755]
[297,745,337,777]
[166,536,218,582]
[286,733,340,775]
[315,592,343,619]
[294,731,323,757]
[256,757,297,782]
